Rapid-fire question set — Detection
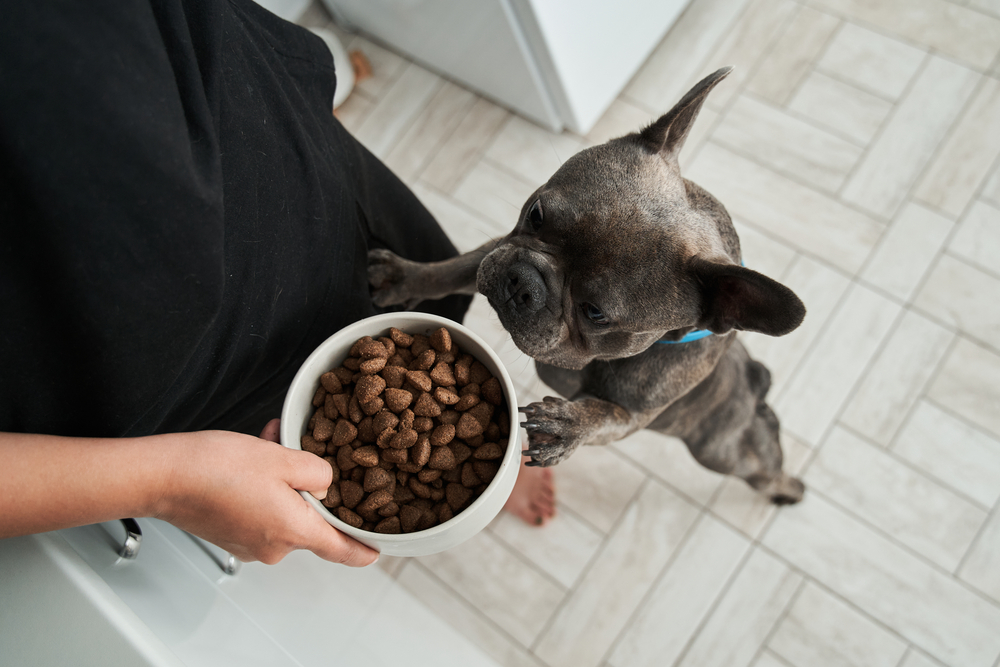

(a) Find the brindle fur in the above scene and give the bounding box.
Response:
[368,68,806,503]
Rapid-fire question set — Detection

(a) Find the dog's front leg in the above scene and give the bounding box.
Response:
[368,239,500,309]
[521,395,651,467]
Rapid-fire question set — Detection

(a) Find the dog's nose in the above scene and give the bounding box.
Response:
[506,262,547,313]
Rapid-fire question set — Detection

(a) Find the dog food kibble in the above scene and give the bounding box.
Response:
[304,327,510,534]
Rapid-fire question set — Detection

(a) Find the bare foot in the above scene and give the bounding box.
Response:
[503,452,556,526]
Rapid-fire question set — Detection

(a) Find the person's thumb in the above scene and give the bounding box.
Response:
[285,447,333,501]
[258,418,281,443]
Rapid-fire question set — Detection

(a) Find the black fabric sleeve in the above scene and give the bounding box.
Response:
[1,0,470,438]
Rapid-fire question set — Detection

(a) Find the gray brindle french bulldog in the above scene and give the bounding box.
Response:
[369,67,807,504]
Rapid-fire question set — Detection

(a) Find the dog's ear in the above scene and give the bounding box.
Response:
[688,256,805,337]
[639,66,733,162]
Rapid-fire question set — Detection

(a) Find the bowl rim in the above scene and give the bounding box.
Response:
[279,311,520,546]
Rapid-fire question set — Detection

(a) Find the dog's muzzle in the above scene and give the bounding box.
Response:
[504,262,547,314]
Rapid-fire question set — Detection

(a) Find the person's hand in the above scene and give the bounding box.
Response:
[154,419,378,567]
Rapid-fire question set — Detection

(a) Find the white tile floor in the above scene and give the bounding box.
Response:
[302,1,1000,665]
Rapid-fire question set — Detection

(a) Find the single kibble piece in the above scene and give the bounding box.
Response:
[336,507,364,528]
[329,419,358,448]
[301,434,325,456]
[389,327,414,348]
[384,388,413,412]
[429,362,456,387]
[430,423,455,447]
[354,375,386,403]
[360,357,387,375]
[312,416,335,442]
[357,489,393,514]
[413,392,442,417]
[456,412,485,439]
[428,446,456,471]
[374,516,401,534]
[433,386,460,405]
[364,467,394,492]
[380,365,406,389]
[429,327,452,353]
[351,445,380,467]
[340,480,364,509]
[413,349,436,371]
[474,442,505,460]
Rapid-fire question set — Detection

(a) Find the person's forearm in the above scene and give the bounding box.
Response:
[0,431,175,538]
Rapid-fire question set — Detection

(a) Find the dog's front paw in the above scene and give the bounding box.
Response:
[368,248,423,309]
[521,396,592,467]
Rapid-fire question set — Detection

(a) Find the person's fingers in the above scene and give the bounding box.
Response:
[258,418,281,443]
[301,512,380,567]
[284,447,333,500]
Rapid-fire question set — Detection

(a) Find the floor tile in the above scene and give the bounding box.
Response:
[913,253,1000,347]
[859,203,953,302]
[612,429,725,506]
[805,0,1000,69]
[893,400,1000,509]
[451,159,537,230]
[958,507,1000,602]
[713,94,862,191]
[553,444,648,534]
[898,651,949,667]
[340,582,501,667]
[484,115,585,187]
[383,80,477,183]
[774,283,902,445]
[346,35,408,99]
[699,0,799,111]
[533,480,701,667]
[926,337,1000,438]
[762,494,1000,667]
[420,97,510,194]
[804,426,987,570]
[623,0,752,114]
[608,515,752,667]
[396,564,547,667]
[733,220,799,279]
[839,308,955,446]
[914,76,1000,218]
[409,183,506,253]
[708,434,811,538]
[676,547,803,667]
[768,582,908,667]
[740,256,852,395]
[414,531,564,647]
[352,62,443,159]
[981,161,1000,206]
[687,142,884,273]
[334,90,375,135]
[970,0,1000,17]
[583,98,656,146]
[786,70,893,146]
[841,55,980,220]
[489,503,603,589]
[814,22,926,100]
[948,200,1000,275]
[744,4,841,107]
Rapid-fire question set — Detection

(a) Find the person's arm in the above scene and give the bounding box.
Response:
[0,420,378,567]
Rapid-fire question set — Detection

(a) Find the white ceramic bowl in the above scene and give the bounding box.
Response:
[280,312,520,557]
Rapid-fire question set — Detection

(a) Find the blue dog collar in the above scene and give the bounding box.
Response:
[657,328,714,344]
[657,259,745,345]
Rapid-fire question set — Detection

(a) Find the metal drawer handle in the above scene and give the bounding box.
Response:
[118,518,142,560]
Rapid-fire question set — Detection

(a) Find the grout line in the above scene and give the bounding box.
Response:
[597,503,709,667]
[407,560,545,663]
[836,420,993,513]
[834,51,932,202]
[955,485,999,576]
[666,535,759,667]
[527,476,652,654]
[747,576,809,667]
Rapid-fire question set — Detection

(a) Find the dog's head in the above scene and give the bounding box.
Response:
[477,67,805,370]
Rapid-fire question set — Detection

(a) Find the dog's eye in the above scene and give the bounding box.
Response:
[527,200,543,231]
[583,303,610,326]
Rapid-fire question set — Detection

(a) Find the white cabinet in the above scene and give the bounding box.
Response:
[322,0,690,133]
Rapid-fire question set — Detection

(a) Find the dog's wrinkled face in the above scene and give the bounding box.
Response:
[477,139,728,370]
[477,67,804,371]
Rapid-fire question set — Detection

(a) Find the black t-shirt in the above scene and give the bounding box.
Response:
[0,0,467,437]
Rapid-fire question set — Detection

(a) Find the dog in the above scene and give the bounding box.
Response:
[368,67,807,504]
